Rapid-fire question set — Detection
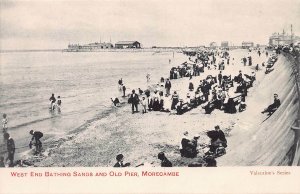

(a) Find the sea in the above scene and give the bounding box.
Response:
[0,50,187,156]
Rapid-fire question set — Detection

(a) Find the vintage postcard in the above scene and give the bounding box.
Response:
[0,0,300,193]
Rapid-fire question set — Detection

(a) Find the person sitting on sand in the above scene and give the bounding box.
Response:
[180,134,200,158]
[113,154,130,167]
[206,125,227,153]
[49,94,56,110]
[111,97,120,106]
[204,156,217,167]
[152,97,161,111]
[261,94,281,115]
[158,152,172,167]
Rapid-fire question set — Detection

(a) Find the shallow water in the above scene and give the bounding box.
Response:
[0,51,186,155]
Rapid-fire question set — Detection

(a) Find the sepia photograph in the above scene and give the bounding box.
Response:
[0,0,300,193]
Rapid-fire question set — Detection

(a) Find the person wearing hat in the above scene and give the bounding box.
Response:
[3,133,15,167]
[218,71,223,86]
[165,78,172,96]
[261,93,281,115]
[130,90,139,114]
[207,125,227,153]
[188,82,194,91]
[113,154,130,167]
[157,152,172,167]
[29,130,43,154]
[171,91,179,110]
[49,94,56,110]
[181,134,200,158]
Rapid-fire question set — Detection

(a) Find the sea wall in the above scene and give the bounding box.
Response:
[220,53,299,166]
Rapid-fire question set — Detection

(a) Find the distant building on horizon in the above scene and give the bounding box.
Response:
[221,41,229,48]
[209,42,218,48]
[269,30,300,46]
[67,42,113,51]
[242,41,254,49]
[115,41,141,49]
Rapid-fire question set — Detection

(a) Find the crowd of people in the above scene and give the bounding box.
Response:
[1,44,289,168]
[109,46,284,167]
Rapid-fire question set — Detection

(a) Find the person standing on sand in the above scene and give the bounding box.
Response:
[218,71,223,86]
[242,57,247,66]
[171,91,179,110]
[141,96,147,114]
[248,56,252,66]
[122,84,126,97]
[130,90,139,114]
[113,154,130,167]
[3,133,15,167]
[158,152,172,167]
[2,113,8,133]
[146,73,151,82]
[165,78,172,96]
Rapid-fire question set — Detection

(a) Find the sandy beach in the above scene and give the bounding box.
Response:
[11,48,294,167]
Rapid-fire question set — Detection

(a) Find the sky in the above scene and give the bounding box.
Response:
[1,0,300,50]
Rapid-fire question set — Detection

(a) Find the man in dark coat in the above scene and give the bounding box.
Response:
[49,94,56,110]
[261,94,281,115]
[207,125,227,152]
[218,71,223,85]
[130,90,139,114]
[158,152,172,167]
[4,133,15,167]
[165,79,172,96]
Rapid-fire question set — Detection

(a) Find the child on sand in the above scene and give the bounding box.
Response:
[141,96,147,114]
[2,114,8,133]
